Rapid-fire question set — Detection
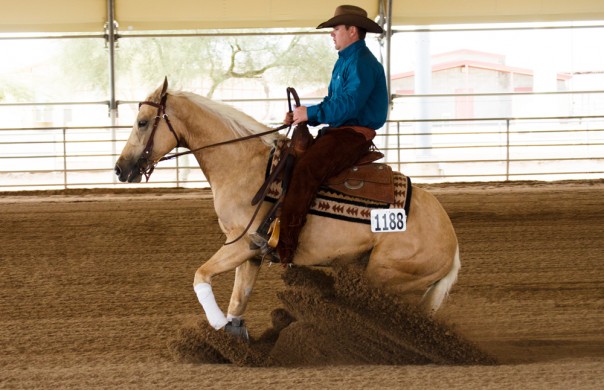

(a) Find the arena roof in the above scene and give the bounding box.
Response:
[2,0,604,33]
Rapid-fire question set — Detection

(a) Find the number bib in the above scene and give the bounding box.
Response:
[370,209,407,233]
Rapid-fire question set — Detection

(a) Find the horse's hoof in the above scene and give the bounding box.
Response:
[224,318,250,342]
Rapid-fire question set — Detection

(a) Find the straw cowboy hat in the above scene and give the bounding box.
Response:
[316,5,383,34]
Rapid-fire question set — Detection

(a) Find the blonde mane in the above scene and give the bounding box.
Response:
[173,91,280,146]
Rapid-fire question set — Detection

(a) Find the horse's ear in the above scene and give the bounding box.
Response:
[161,76,168,96]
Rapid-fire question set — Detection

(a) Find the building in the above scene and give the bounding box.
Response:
[391,49,572,119]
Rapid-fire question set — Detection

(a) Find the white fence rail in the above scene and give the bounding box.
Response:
[378,116,604,182]
[1,115,603,191]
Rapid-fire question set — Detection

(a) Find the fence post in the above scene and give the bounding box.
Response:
[505,119,510,181]
[396,121,401,173]
[176,147,180,187]
[62,127,68,189]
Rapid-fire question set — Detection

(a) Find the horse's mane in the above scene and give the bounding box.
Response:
[172,91,280,146]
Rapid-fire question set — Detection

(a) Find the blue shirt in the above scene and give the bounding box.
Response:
[306,40,388,130]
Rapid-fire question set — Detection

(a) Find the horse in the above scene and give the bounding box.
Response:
[115,79,460,335]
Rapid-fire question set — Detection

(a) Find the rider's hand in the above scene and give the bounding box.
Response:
[283,112,294,125]
[292,106,308,125]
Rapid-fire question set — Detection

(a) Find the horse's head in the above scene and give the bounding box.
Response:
[115,78,181,183]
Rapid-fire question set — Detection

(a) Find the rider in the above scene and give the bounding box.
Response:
[275,5,389,262]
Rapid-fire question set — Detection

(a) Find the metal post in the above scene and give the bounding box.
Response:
[397,121,401,173]
[384,0,393,117]
[176,150,181,187]
[106,0,119,182]
[506,119,511,181]
[62,127,68,189]
[106,0,117,116]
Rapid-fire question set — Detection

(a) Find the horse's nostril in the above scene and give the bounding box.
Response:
[114,164,121,177]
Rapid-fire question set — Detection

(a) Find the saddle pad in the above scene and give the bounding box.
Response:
[263,141,412,225]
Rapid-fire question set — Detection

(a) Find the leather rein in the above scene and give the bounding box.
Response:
[135,86,301,246]
[136,85,289,182]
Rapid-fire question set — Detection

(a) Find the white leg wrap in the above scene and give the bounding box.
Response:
[194,283,228,330]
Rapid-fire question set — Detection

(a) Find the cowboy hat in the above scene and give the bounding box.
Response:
[316,5,383,34]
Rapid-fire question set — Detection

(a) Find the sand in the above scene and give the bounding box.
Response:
[0,180,602,389]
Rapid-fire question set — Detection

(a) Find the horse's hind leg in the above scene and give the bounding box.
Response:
[364,233,458,312]
[363,186,459,313]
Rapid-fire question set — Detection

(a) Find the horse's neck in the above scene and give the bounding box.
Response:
[184,121,271,202]
[197,140,268,187]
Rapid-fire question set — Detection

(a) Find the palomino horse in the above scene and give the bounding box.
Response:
[115,80,460,334]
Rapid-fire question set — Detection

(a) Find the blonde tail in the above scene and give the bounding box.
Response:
[421,245,461,314]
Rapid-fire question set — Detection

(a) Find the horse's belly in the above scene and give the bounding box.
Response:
[294,216,374,266]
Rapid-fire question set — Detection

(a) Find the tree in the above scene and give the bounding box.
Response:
[116,31,335,100]
[42,31,341,123]
[55,38,109,100]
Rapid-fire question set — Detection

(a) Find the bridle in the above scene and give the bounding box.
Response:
[137,81,180,182]
[135,83,290,182]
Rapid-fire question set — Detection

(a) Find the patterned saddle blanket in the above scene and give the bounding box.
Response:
[263,140,412,225]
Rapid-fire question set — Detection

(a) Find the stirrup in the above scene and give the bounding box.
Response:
[248,233,281,263]
[249,231,269,250]
[267,218,280,248]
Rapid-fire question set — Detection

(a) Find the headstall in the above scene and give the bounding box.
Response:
[137,82,180,182]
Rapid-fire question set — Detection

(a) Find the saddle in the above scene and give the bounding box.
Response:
[324,160,395,204]
[249,131,399,253]
[252,136,393,206]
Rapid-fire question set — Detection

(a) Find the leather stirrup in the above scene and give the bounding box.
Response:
[267,218,280,248]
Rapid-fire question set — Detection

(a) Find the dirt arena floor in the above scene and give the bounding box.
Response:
[1,179,602,389]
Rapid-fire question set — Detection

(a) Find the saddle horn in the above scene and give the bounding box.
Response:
[286,87,301,111]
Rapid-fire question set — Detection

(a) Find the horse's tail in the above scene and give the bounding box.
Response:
[421,244,461,314]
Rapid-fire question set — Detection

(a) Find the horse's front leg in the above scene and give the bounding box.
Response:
[193,243,254,330]
[221,257,262,340]
[227,257,262,320]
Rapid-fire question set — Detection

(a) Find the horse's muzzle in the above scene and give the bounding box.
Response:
[114,160,142,183]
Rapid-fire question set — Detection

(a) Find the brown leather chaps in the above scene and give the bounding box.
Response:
[276,128,372,262]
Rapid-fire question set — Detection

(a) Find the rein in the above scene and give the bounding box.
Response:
[136,83,289,182]
[135,82,300,246]
[158,124,289,163]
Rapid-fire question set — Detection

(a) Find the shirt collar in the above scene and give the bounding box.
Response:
[338,39,366,59]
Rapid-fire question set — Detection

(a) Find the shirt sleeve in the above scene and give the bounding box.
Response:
[306,101,322,127]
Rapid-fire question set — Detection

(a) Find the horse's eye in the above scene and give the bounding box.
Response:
[138,120,148,129]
